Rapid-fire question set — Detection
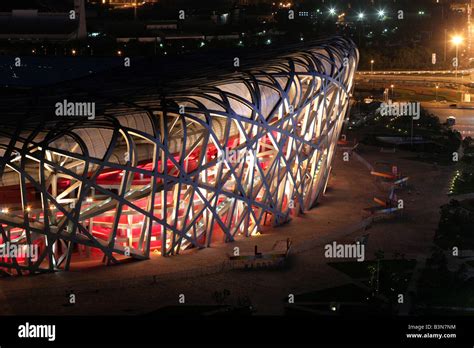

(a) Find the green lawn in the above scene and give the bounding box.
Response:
[292,283,371,302]
[327,259,417,303]
[328,259,417,279]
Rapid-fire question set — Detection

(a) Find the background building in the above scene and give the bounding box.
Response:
[0,0,86,41]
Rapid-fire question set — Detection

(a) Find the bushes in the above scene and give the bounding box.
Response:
[435,199,474,249]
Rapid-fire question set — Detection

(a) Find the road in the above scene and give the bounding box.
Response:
[422,102,474,137]
[356,72,474,86]
[356,69,474,138]
[356,69,474,85]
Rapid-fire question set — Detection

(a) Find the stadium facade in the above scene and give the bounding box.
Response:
[0,38,358,275]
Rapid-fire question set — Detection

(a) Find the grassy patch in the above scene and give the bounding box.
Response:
[328,259,416,279]
[434,199,474,250]
[418,253,474,308]
[328,259,416,303]
[293,283,370,302]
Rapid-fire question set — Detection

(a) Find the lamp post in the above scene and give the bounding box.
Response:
[357,12,365,45]
[370,60,375,89]
[455,43,459,77]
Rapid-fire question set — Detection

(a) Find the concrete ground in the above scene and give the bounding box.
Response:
[0,144,455,315]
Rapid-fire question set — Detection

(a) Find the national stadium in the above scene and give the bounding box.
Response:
[0,37,358,275]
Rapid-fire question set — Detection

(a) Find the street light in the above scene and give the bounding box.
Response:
[377,9,385,20]
[329,7,336,16]
[357,12,365,20]
[451,35,464,78]
[390,84,394,99]
[435,84,439,102]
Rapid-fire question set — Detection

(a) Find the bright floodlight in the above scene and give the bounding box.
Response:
[329,8,336,15]
[378,9,385,18]
[452,35,464,46]
[358,12,365,20]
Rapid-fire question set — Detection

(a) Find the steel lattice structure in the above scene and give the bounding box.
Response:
[0,38,358,275]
